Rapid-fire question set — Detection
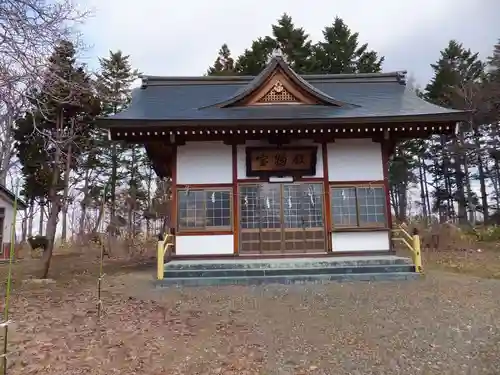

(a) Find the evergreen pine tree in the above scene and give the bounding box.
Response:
[310,17,384,74]
[270,13,312,73]
[15,40,100,277]
[235,37,276,75]
[486,40,500,121]
[424,40,484,223]
[234,13,313,74]
[96,51,139,221]
[207,44,236,75]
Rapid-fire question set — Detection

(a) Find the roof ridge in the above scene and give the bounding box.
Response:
[141,70,407,88]
[198,56,356,108]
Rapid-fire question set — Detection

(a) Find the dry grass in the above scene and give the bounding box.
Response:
[423,248,500,279]
[392,222,500,279]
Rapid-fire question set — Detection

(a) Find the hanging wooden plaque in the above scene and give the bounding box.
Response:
[245,146,317,177]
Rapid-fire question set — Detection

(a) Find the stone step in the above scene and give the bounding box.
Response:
[164,256,412,271]
[163,264,415,279]
[155,272,421,287]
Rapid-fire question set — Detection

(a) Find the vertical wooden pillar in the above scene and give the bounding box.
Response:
[321,143,332,252]
[381,142,393,228]
[381,140,394,252]
[170,145,177,251]
[232,144,239,255]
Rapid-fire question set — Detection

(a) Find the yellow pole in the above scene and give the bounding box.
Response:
[412,233,423,273]
[157,239,164,280]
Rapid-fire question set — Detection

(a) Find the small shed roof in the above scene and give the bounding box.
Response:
[0,185,27,210]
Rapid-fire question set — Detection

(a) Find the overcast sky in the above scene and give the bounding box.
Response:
[73,0,499,215]
[81,0,498,87]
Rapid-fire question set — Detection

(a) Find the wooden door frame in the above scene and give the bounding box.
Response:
[238,181,327,254]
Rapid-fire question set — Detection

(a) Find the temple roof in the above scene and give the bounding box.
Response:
[97,56,468,127]
[203,56,353,108]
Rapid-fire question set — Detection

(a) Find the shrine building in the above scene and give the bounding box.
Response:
[97,55,467,258]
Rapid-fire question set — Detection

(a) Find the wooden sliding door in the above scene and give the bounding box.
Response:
[239,182,326,254]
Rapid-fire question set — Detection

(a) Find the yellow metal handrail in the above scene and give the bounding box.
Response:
[157,233,174,280]
[392,224,423,273]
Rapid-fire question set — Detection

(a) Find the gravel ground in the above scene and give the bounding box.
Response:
[6,271,500,375]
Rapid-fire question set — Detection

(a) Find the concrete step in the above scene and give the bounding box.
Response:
[155,272,421,287]
[164,256,413,271]
[163,264,415,279]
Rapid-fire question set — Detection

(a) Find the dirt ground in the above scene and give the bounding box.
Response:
[1,252,500,375]
[424,248,500,279]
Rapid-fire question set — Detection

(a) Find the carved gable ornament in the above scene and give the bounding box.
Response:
[244,72,318,106]
[204,55,350,108]
[257,80,299,103]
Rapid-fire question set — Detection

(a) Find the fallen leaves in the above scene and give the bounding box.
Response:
[2,252,500,374]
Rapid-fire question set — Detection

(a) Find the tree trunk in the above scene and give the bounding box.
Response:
[71,208,75,242]
[454,161,467,224]
[457,130,475,224]
[27,199,34,238]
[440,136,454,220]
[41,111,63,279]
[110,143,118,219]
[78,205,87,236]
[397,181,408,222]
[60,211,67,242]
[21,216,27,242]
[494,159,500,212]
[0,113,14,185]
[473,131,489,222]
[38,201,44,235]
[42,193,61,278]
[128,145,137,236]
[390,187,399,220]
[60,120,74,242]
[146,166,153,237]
[422,166,431,221]
[91,203,105,234]
[418,157,428,221]
[110,103,119,220]
[79,182,90,236]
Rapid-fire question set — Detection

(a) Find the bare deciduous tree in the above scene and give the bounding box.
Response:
[0,0,91,184]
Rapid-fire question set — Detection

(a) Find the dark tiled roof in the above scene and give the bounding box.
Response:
[97,58,468,126]
[0,185,27,209]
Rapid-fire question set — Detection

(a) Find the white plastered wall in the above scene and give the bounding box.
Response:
[0,192,16,256]
[327,138,384,182]
[175,141,234,255]
[176,141,233,185]
[175,235,234,256]
[331,231,390,252]
[327,139,390,252]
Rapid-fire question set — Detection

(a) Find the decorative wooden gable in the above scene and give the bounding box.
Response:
[244,72,318,106]
[204,55,349,109]
[257,81,300,104]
